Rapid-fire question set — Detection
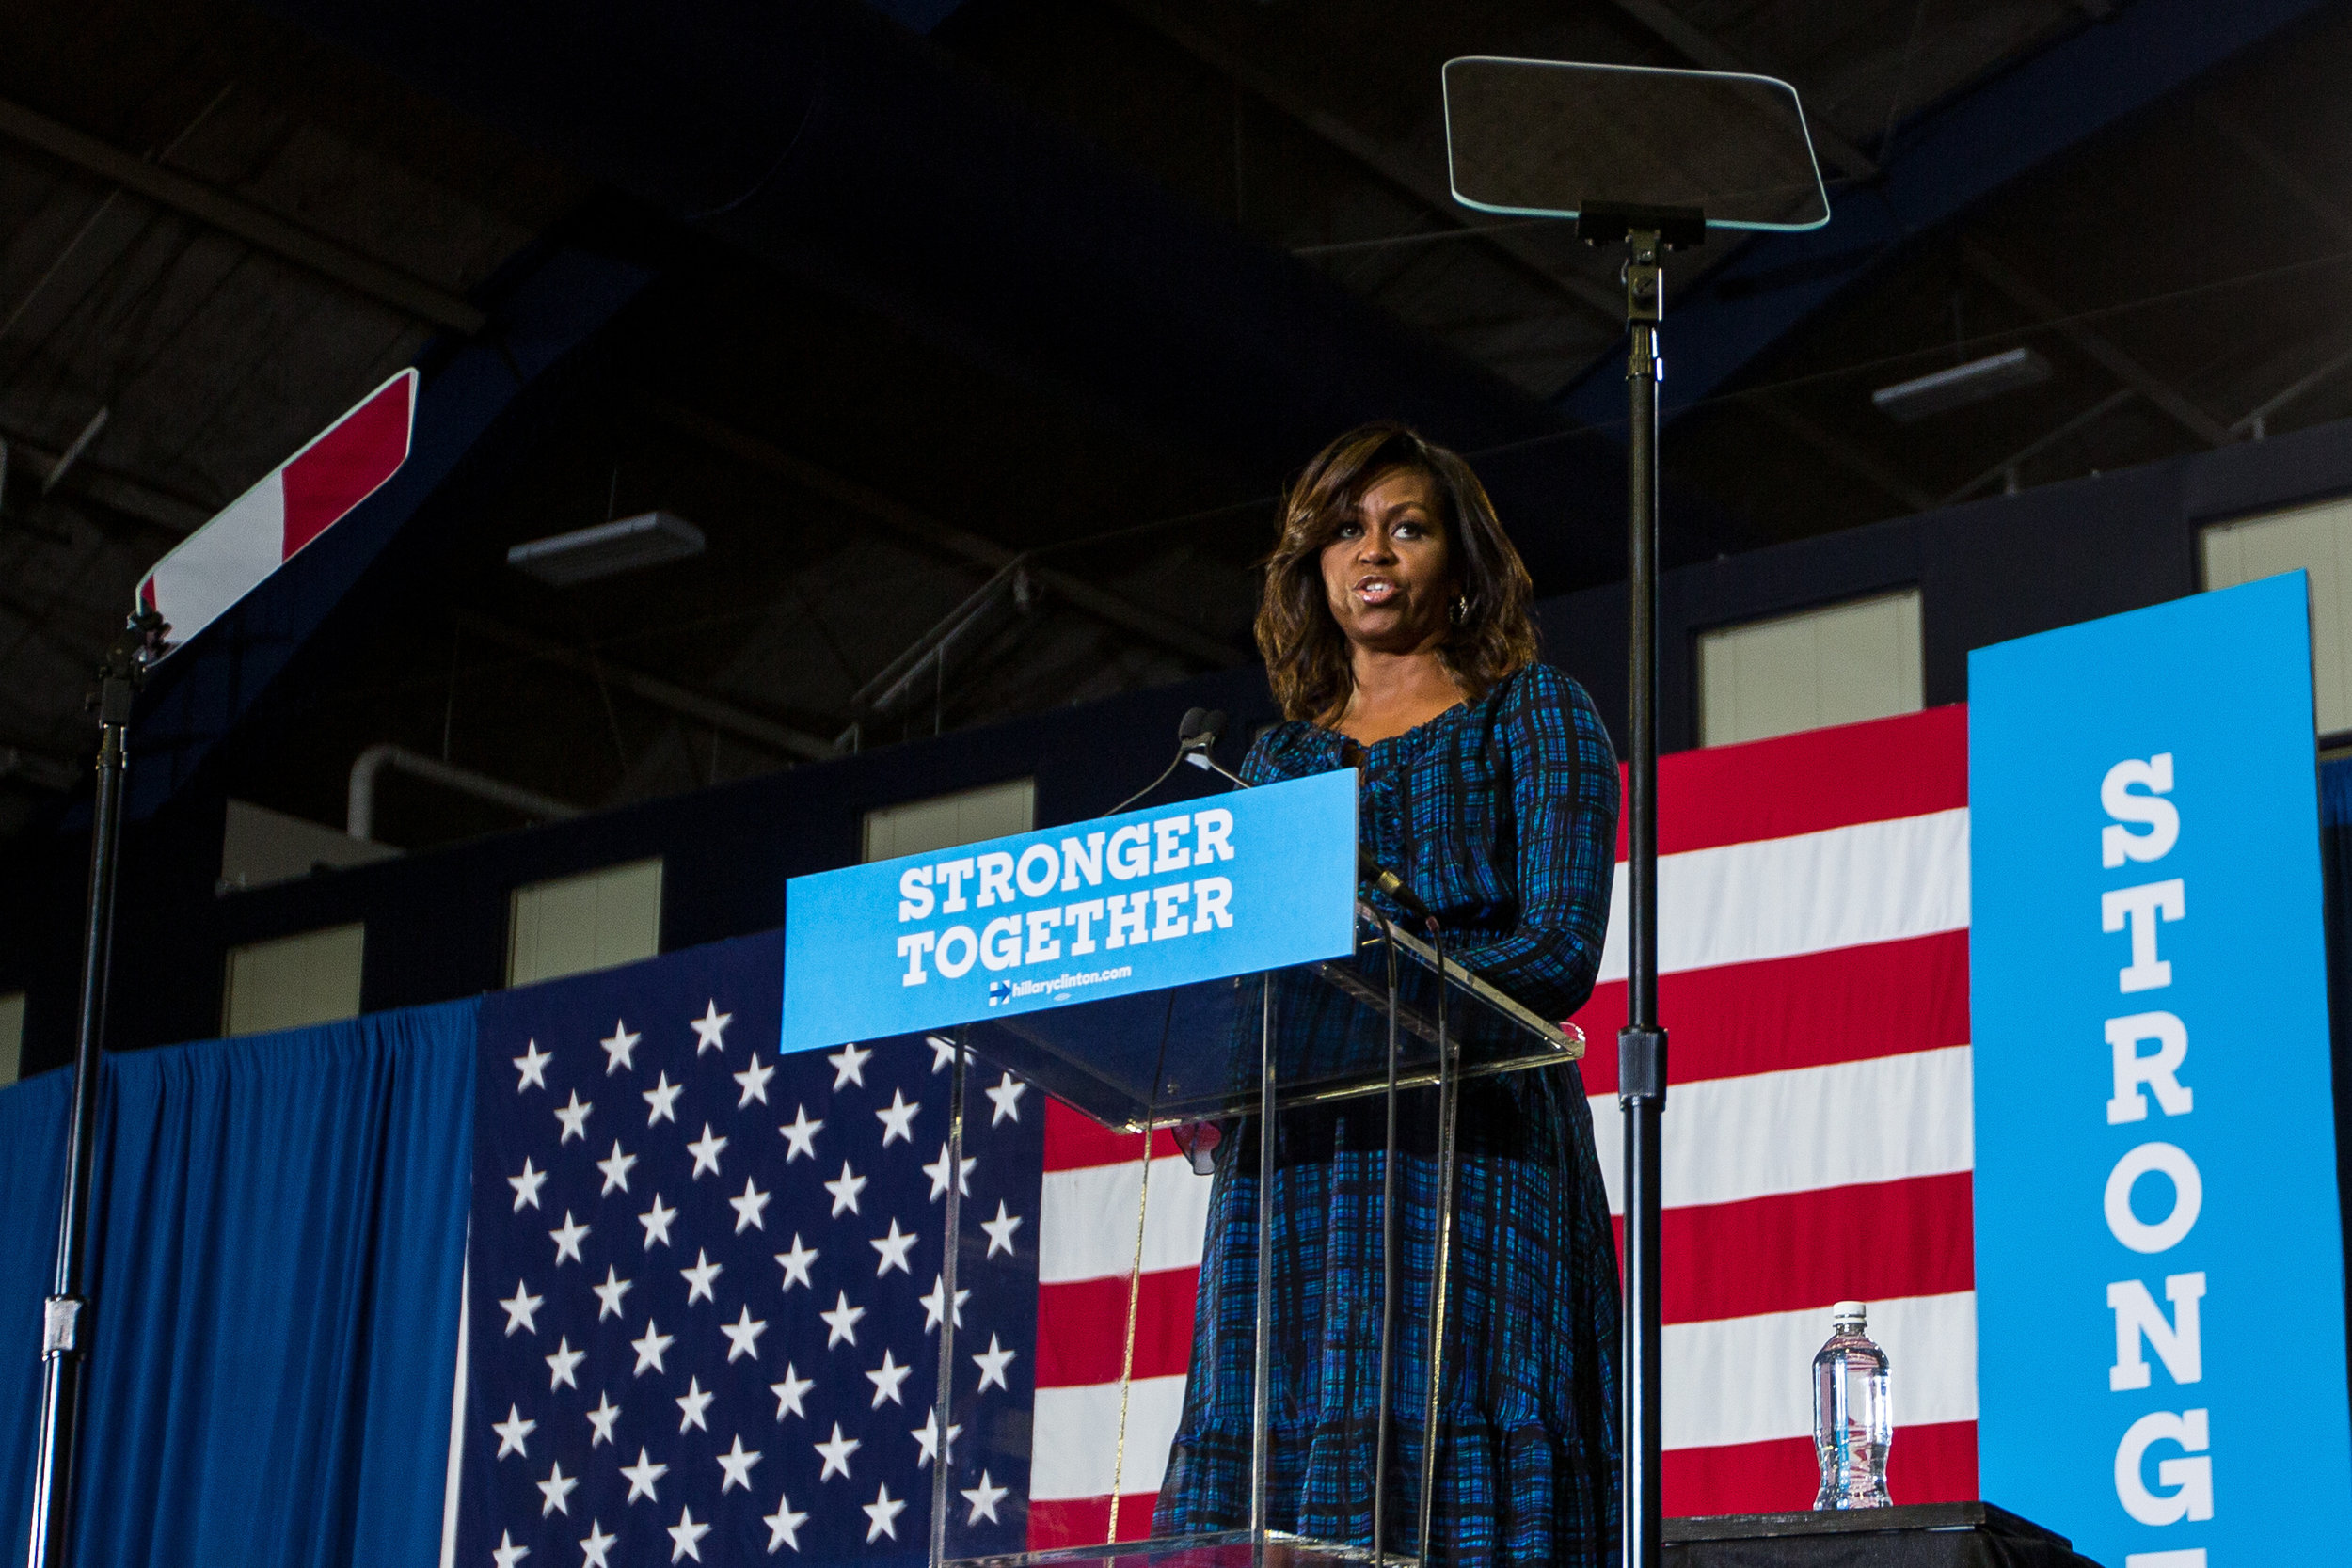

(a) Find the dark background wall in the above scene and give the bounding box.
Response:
[12,411,2352,1073]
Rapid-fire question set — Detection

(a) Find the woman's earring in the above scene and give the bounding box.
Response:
[1451,593,1469,625]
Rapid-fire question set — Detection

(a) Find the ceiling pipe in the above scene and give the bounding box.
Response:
[847,559,1034,720]
[347,743,580,844]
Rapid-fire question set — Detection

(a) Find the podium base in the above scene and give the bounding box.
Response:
[1663,1501,2100,1567]
[945,1528,1411,1568]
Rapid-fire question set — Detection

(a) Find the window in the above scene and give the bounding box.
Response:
[0,991,22,1086]
[223,925,366,1037]
[862,778,1036,863]
[2201,497,2352,734]
[508,858,664,987]
[1698,588,1925,748]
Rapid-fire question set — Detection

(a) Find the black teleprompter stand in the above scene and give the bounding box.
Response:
[25,607,163,1568]
[1439,55,1830,1568]
[1580,198,1703,1568]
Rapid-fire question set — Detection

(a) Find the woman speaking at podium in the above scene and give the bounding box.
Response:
[1155,422,1622,1566]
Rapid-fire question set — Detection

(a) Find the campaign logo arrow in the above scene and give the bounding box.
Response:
[135,368,417,658]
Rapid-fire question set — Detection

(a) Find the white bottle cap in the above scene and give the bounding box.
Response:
[1832,1300,1867,1324]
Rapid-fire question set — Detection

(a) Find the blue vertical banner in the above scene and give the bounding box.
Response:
[1972,571,2352,1565]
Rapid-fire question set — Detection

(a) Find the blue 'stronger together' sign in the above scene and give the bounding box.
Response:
[781,770,1359,1051]
[1971,572,2352,1566]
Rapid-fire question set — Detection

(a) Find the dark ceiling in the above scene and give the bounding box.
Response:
[0,0,2344,851]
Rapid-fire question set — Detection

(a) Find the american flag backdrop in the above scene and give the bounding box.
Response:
[457,931,1043,1566]
[459,704,1975,1562]
[1576,703,1974,1511]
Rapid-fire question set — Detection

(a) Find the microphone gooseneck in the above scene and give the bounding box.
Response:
[1110,706,1439,930]
[1105,707,1232,815]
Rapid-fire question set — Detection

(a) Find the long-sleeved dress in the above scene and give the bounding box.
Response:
[1152,660,1623,1567]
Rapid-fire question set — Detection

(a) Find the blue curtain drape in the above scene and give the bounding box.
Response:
[0,999,476,1568]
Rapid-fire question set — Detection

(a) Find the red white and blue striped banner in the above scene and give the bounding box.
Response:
[136,368,416,657]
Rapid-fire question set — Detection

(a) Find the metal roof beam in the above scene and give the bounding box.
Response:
[2231,336,2352,437]
[1599,0,1880,181]
[2195,99,2352,244]
[1750,396,1933,511]
[1959,241,2231,447]
[449,610,838,763]
[1938,387,2136,507]
[1556,0,2336,430]
[1109,0,1624,321]
[643,399,1248,671]
[0,94,486,335]
[0,422,212,532]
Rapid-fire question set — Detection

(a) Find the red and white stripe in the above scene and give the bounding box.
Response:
[1029,1113,1210,1545]
[137,369,417,657]
[1026,704,1975,1535]
[1575,704,1975,1514]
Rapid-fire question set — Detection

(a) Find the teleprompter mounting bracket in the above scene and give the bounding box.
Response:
[1575,201,1707,251]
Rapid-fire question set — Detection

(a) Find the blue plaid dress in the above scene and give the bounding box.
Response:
[1154,662,1623,1567]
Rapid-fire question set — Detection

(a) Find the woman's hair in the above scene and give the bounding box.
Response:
[1255,420,1539,722]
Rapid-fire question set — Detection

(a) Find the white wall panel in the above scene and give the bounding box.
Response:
[508,858,663,987]
[863,778,1035,863]
[0,991,22,1085]
[2202,498,2352,733]
[1700,589,1924,747]
[223,924,365,1036]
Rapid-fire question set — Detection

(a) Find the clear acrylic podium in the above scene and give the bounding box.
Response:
[925,908,1585,1568]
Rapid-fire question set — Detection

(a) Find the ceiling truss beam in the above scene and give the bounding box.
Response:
[644,399,1246,671]
[1599,0,1881,180]
[1751,396,1934,511]
[0,421,212,532]
[451,610,839,763]
[1108,0,1624,321]
[2195,99,2352,243]
[1938,386,2137,507]
[2231,334,2352,436]
[0,94,486,335]
[1557,0,2335,430]
[1958,241,2232,448]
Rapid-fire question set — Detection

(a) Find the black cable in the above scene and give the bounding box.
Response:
[1105,750,1186,816]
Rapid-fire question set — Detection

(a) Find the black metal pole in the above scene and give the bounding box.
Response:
[1617,230,1668,1568]
[27,610,157,1568]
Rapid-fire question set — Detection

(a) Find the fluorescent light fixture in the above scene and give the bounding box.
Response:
[506,511,706,586]
[1871,347,2052,422]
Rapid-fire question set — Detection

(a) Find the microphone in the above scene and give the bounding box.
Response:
[1359,852,1435,929]
[1179,708,1226,768]
[1112,705,1437,928]
[1106,708,1237,814]
[1181,708,1253,789]
[1186,710,1434,927]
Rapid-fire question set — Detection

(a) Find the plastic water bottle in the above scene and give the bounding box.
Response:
[1812,1300,1892,1509]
